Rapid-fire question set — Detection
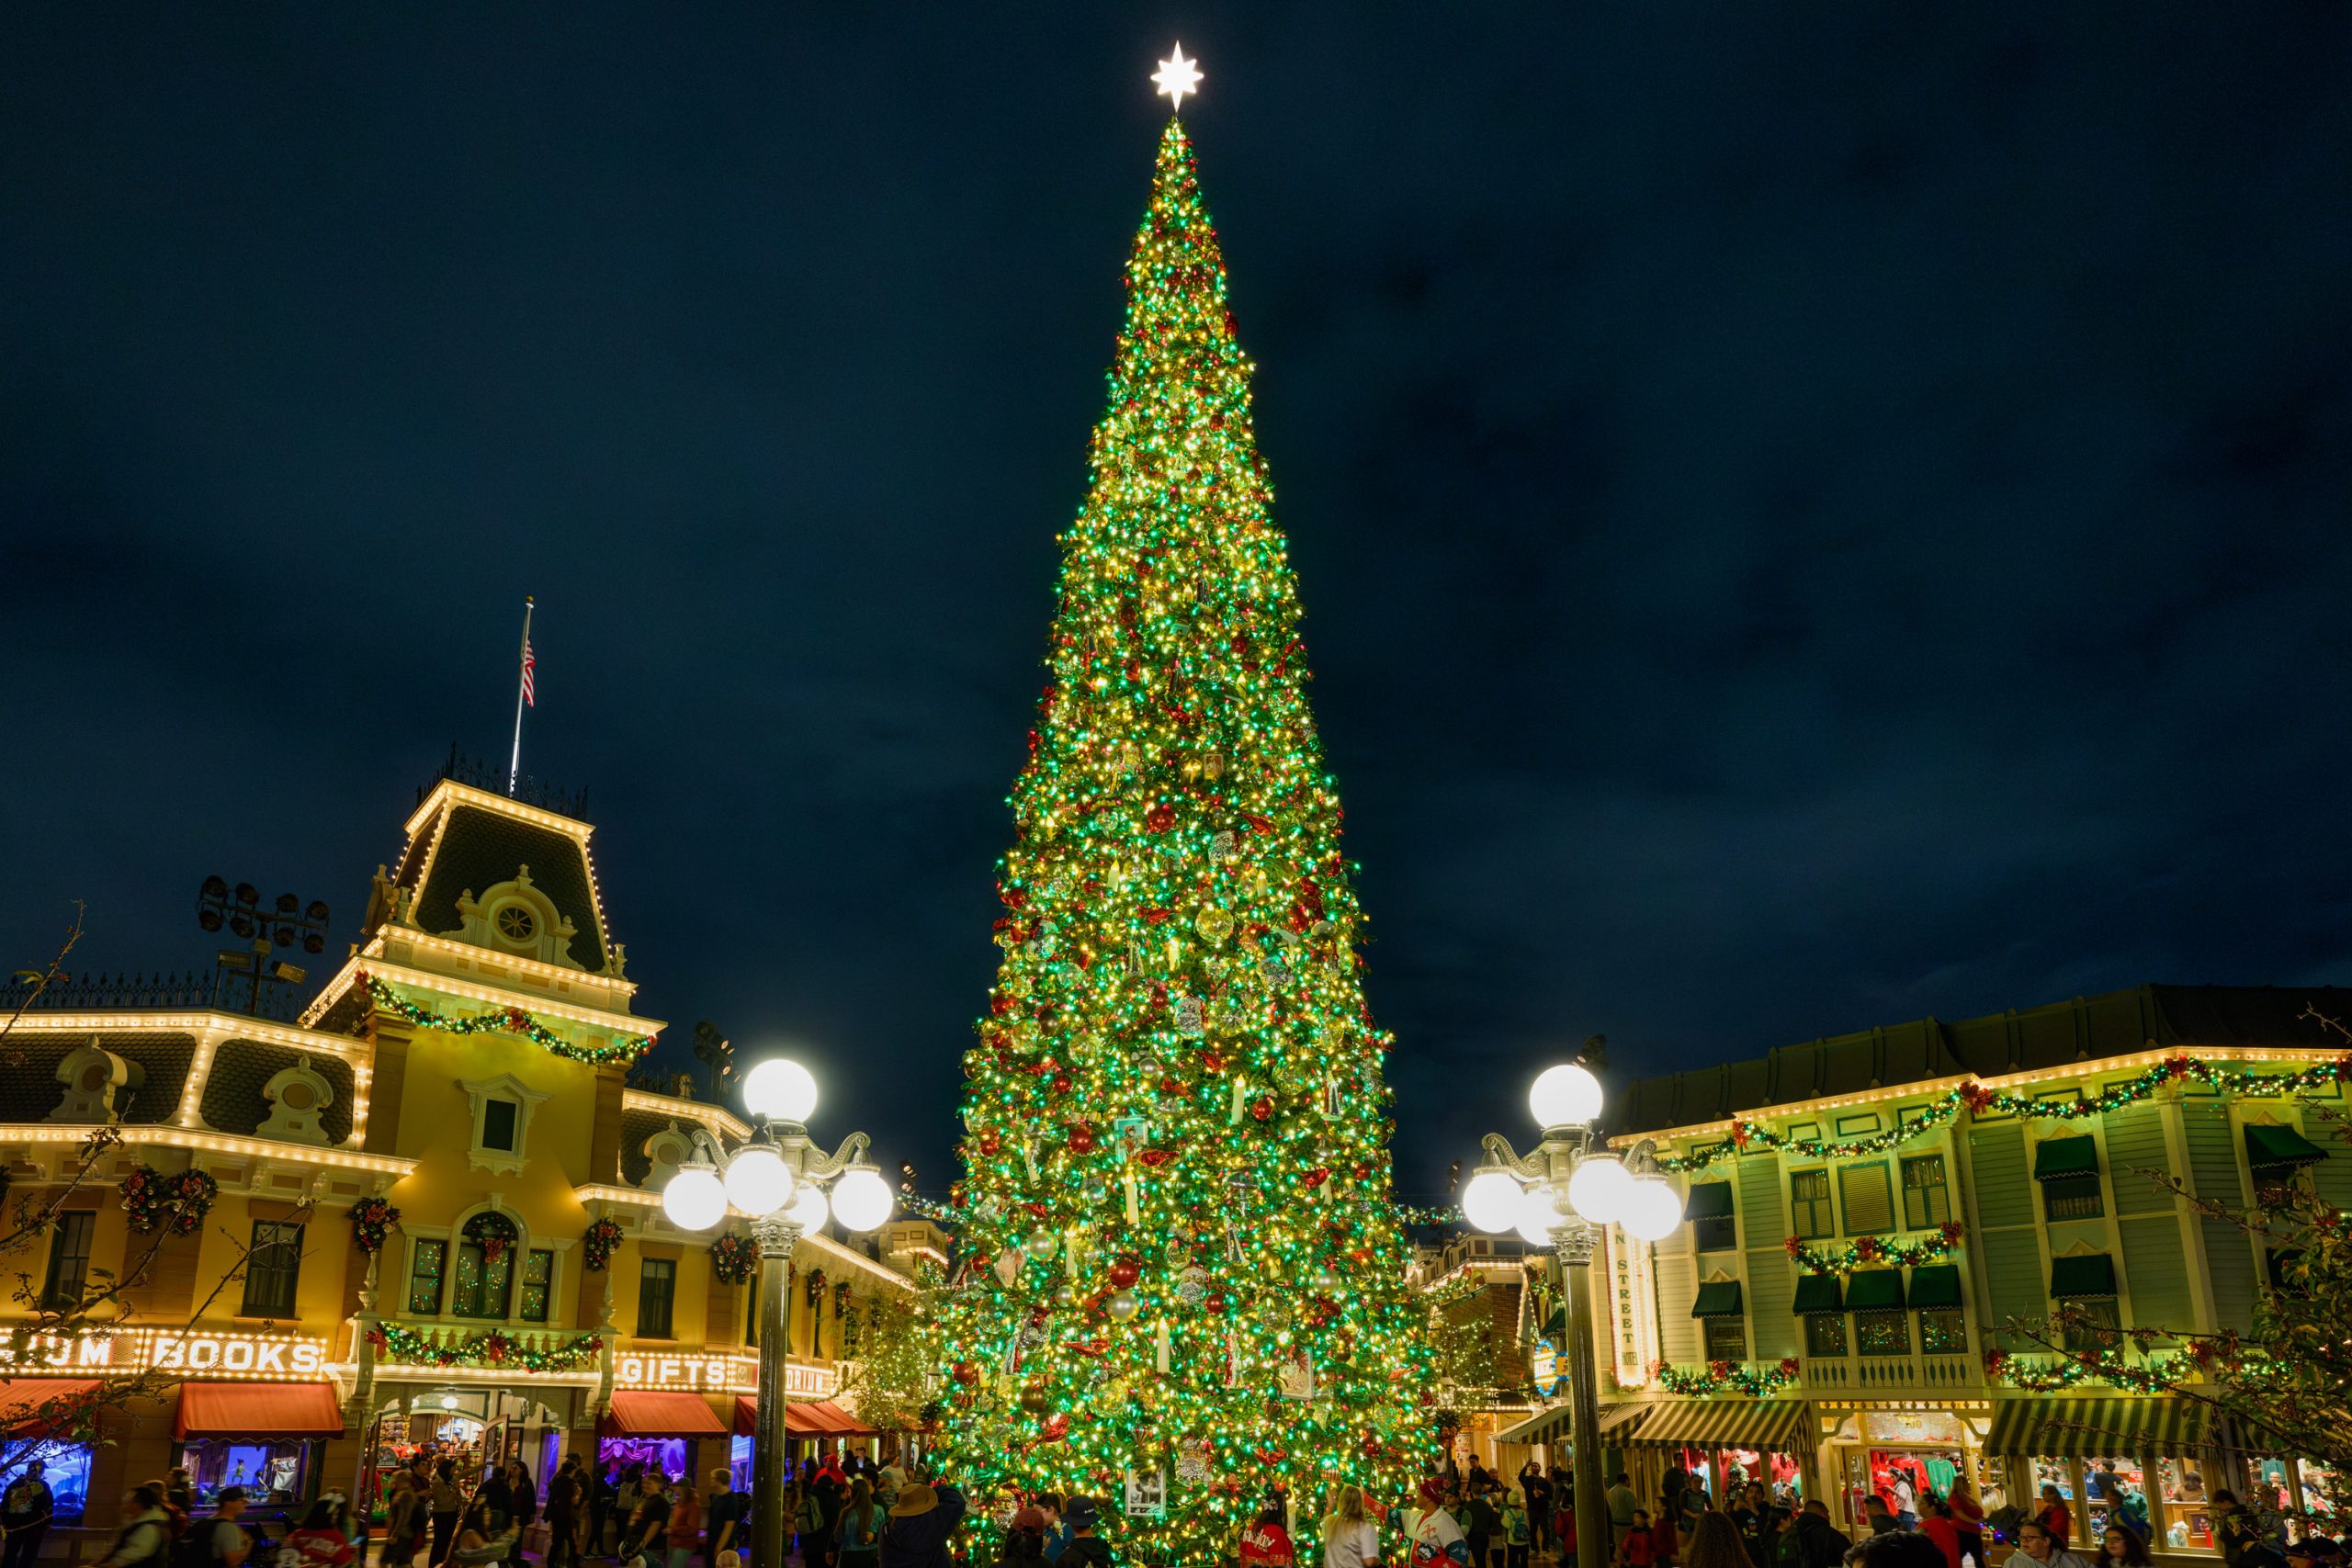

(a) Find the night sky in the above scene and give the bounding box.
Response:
[5,6,2350,1207]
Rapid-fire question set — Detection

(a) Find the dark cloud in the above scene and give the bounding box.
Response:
[3,4,2349,1206]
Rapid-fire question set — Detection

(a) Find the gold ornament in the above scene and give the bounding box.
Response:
[1018,1378,1051,1414]
[1194,906,1235,944]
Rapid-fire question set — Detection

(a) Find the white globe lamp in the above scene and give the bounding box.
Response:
[1515,1183,1567,1247]
[722,1145,795,1217]
[1566,1152,1631,1224]
[741,1058,820,1124]
[831,1166,895,1232]
[662,1164,728,1232]
[784,1180,831,1232]
[1462,1167,1525,1234]
[1528,1063,1603,1130]
[1620,1176,1683,1243]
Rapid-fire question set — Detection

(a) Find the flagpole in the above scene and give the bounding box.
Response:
[508,595,534,796]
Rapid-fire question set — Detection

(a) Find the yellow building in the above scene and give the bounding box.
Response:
[0,776,941,1554]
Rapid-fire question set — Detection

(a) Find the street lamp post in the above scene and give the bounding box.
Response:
[1463,1062,1683,1568]
[660,1058,897,1568]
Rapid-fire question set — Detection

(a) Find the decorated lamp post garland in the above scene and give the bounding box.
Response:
[351,1197,401,1255]
[1650,1358,1802,1397]
[582,1218,624,1271]
[1663,1053,2352,1173]
[368,1321,604,1372]
[709,1231,758,1286]
[359,973,652,1066]
[1786,1223,1964,1274]
[122,1166,219,1235]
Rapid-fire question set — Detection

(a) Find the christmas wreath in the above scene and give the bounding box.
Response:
[368,1321,604,1372]
[351,1197,401,1256]
[709,1231,758,1285]
[463,1211,517,1266]
[1785,1222,1963,1274]
[805,1267,829,1308]
[582,1218,625,1272]
[122,1165,219,1235]
[833,1280,852,1316]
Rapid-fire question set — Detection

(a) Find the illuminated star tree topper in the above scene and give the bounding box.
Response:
[1153,44,1202,114]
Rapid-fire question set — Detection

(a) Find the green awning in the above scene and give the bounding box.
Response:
[1684,1182,1734,1218]
[1907,1264,1963,1310]
[1541,1307,1566,1340]
[2245,1124,2327,1171]
[2033,1136,2099,1181]
[1792,1275,1844,1315]
[1690,1281,1744,1318]
[1844,1269,1905,1311]
[2050,1253,2118,1299]
[1985,1397,2212,1457]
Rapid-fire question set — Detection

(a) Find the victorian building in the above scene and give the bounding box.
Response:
[0,773,943,1552]
[1491,984,2348,1564]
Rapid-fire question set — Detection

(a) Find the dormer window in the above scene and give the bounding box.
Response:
[459,1074,549,1176]
[493,904,537,944]
[445,866,583,969]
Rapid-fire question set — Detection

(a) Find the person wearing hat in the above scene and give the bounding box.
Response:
[876,1472,967,1568]
[1055,1498,1113,1568]
[1408,1478,1469,1568]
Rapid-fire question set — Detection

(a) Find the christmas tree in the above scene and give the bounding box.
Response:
[933,104,1435,1564]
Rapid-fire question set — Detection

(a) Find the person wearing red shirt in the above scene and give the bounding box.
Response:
[1918,1498,1965,1568]
[1241,1501,1298,1568]
[283,1501,357,1568]
[1619,1512,1658,1568]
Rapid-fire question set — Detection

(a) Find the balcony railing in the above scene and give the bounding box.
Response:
[1807,1353,1979,1390]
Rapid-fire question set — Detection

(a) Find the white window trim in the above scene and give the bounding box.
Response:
[458,1073,551,1176]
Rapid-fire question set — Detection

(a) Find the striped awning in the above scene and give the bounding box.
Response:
[1494,1403,1651,1447]
[1623,1400,1808,1450]
[1984,1397,2211,1457]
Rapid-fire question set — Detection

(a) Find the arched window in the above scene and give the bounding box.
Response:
[453,1212,520,1319]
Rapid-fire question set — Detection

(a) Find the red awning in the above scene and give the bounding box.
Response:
[601,1391,728,1438]
[731,1397,879,1438]
[0,1380,103,1438]
[175,1382,345,1440]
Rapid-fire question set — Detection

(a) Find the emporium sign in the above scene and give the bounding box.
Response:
[613,1351,834,1399]
[0,1327,332,1380]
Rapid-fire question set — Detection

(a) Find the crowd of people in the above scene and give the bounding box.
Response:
[25,1448,2347,1568]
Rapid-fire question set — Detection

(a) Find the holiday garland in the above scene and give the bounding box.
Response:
[351,1197,401,1255]
[1663,1053,2352,1173]
[368,1321,604,1372]
[122,1165,219,1235]
[360,973,652,1065]
[582,1218,624,1272]
[1786,1222,1963,1274]
[1983,1345,2184,1393]
[1650,1358,1802,1397]
[709,1231,758,1285]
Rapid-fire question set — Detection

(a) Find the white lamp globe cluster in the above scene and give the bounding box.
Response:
[1461,1061,1683,1245]
[658,1055,895,1235]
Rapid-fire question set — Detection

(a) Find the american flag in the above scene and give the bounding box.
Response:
[521,638,537,707]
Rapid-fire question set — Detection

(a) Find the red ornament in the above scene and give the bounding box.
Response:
[1205,1290,1228,1315]
[1108,1254,1142,1289]
[1159,1074,1179,1094]
[1201,1050,1227,1074]
[1147,803,1177,833]
[1302,1167,1330,1189]
[1250,1095,1273,1122]
[1068,1122,1098,1154]
[952,1361,978,1386]
[1051,1073,1072,1096]
[977,1133,1001,1156]
[1138,1148,1176,1168]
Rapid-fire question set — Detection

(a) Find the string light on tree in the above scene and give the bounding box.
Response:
[932,54,1433,1565]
